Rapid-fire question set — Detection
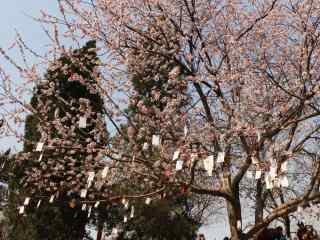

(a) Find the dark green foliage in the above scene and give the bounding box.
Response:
[103,32,200,239]
[127,34,187,115]
[7,200,91,240]
[119,199,199,240]
[8,41,105,240]
[29,40,104,139]
[130,60,176,111]
[23,115,40,153]
[44,41,103,113]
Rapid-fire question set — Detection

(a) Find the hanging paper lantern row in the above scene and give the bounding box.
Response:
[31,141,112,199]
[33,125,291,180]
[31,140,112,156]
[172,149,226,175]
[27,140,165,215]
[33,140,294,196]
[29,126,295,215]
[34,137,275,186]
[34,127,188,176]
[149,129,189,171]
[246,158,290,189]
[170,144,292,186]
[18,197,154,231]
[38,120,187,154]
[17,193,156,220]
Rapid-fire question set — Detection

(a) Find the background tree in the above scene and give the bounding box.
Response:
[98,24,209,239]
[8,40,108,240]
[117,199,200,240]
[0,149,12,240]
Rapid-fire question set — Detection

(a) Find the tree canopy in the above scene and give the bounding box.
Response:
[1,0,320,239]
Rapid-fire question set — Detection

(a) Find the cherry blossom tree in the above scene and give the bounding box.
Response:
[1,37,210,239]
[1,0,320,239]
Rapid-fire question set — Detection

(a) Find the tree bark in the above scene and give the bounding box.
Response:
[225,178,244,240]
[255,179,264,224]
[283,215,291,238]
[279,191,291,238]
[226,201,243,240]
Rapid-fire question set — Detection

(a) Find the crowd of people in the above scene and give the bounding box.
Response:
[196,222,319,240]
[195,233,287,240]
[196,234,206,240]
[195,234,229,240]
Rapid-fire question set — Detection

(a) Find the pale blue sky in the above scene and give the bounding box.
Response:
[0,0,58,48]
[0,0,60,151]
[0,1,227,239]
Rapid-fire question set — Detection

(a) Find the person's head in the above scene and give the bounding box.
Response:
[276,226,283,236]
[198,234,205,240]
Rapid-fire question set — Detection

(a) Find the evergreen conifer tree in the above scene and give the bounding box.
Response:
[101,21,201,239]
[8,40,108,240]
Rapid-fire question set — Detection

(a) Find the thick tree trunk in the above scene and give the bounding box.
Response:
[226,201,243,240]
[255,179,264,224]
[224,177,244,240]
